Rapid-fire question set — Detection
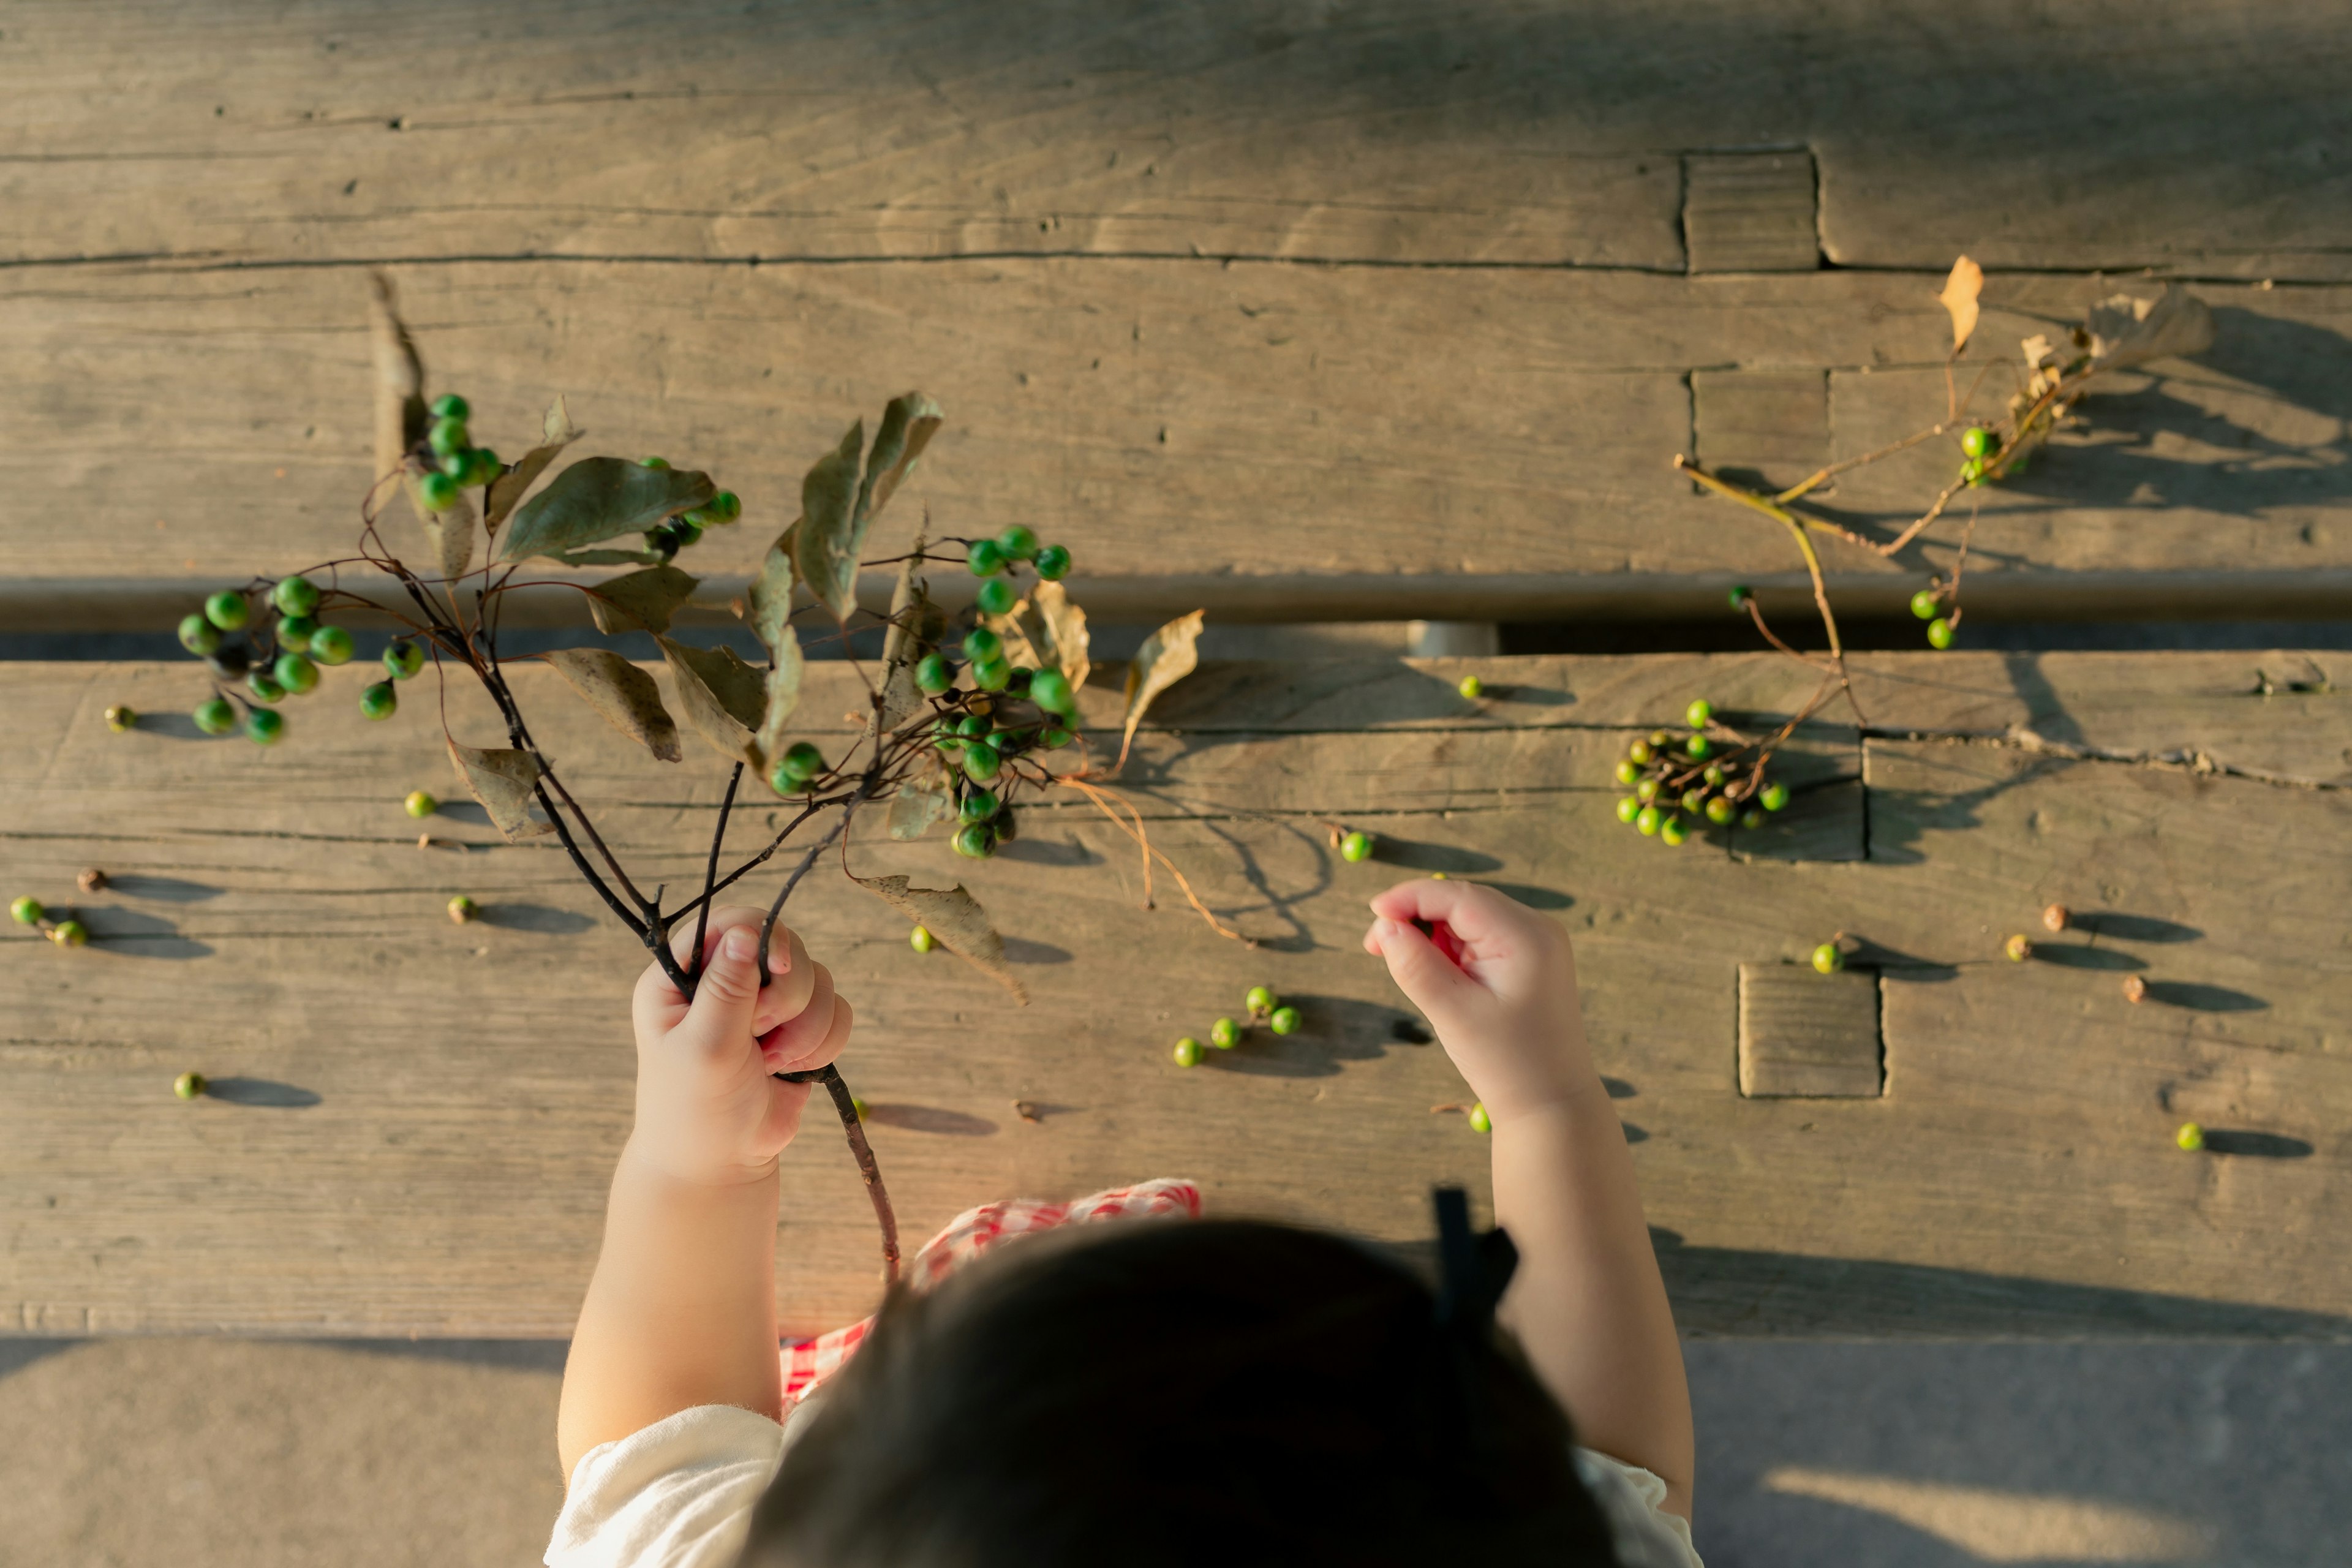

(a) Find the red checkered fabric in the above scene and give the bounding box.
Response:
[780,1177,1200,1411]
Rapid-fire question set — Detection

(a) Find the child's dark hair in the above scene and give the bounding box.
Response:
[739,1216,1621,1566]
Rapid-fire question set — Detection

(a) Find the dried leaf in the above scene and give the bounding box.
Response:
[1938,255,1983,353]
[485,396,583,530]
[656,635,766,764]
[752,627,805,773]
[985,603,1044,669]
[541,649,682,763]
[851,872,1026,1003]
[1121,609,1205,761]
[367,272,428,524]
[445,741,553,842]
[875,529,938,736]
[552,546,666,568]
[2020,333,2058,372]
[886,766,954,841]
[587,565,701,636]
[794,423,865,620]
[854,393,944,539]
[499,458,715,565]
[2084,285,2215,373]
[1028,579,1091,694]
[422,478,478,582]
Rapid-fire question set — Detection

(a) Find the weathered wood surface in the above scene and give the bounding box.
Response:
[2,265,2346,626]
[2,653,2345,1338]
[1737,965,1882,1099]
[6,1,2346,279]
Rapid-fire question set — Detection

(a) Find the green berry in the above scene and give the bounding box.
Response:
[960,741,1002,782]
[780,741,824,782]
[1634,777,1660,804]
[1680,789,1706,814]
[1686,736,1711,760]
[1635,805,1662,836]
[956,714,990,739]
[967,539,1005,577]
[1245,985,1276,1016]
[49,918,88,948]
[1613,760,1640,786]
[194,696,237,736]
[2176,1121,2204,1153]
[420,471,460,511]
[105,705,137,733]
[205,590,250,631]
[271,573,320,616]
[1173,1036,1202,1068]
[1760,781,1789,812]
[1705,795,1736,826]
[1741,807,1764,829]
[1210,1017,1241,1049]
[976,578,1017,617]
[383,639,424,680]
[246,671,285,704]
[910,925,935,953]
[10,895,42,926]
[1458,675,1485,700]
[430,393,470,421]
[277,615,317,652]
[959,788,1001,824]
[1028,669,1074,715]
[1926,617,1956,650]
[952,821,997,858]
[1626,739,1652,765]
[971,656,1011,692]
[1615,795,1641,824]
[669,517,704,548]
[767,760,812,797]
[274,652,319,694]
[1728,585,1752,609]
[175,1071,206,1101]
[1702,764,1726,788]
[706,491,742,524]
[245,707,285,745]
[2004,933,2034,962]
[359,682,398,722]
[1960,425,1996,460]
[1468,1102,1491,1134]
[428,418,469,458]
[440,447,472,478]
[963,628,1003,663]
[1959,456,1986,486]
[448,894,477,924]
[639,456,670,469]
[1685,698,1711,729]
[1811,943,1844,974]
[466,448,503,487]
[1033,544,1071,581]
[404,790,437,819]
[178,614,224,656]
[1039,725,1074,750]
[1659,814,1687,846]
[1268,1006,1301,1036]
[309,626,354,666]
[995,524,1039,561]
[1910,588,1941,620]
[1339,831,1373,864]
[914,653,953,694]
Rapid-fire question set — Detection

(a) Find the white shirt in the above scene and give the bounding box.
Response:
[547,1399,1703,1567]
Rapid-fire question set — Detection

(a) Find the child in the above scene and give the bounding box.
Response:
[548,880,1699,1567]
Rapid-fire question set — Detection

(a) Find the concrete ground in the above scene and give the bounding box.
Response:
[1,1338,2344,1566]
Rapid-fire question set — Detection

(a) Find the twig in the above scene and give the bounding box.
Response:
[1052,775,1254,944]
[777,1066,901,1285]
[688,763,743,982]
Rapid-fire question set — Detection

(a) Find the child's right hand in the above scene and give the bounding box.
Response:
[1363,879,1596,1123]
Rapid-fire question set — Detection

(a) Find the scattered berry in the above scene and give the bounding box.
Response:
[1615,796,1641,824]
[1728,585,1752,609]
[2041,903,2070,933]
[273,575,321,616]
[277,616,317,653]
[246,707,285,745]
[1811,943,1844,974]
[383,639,425,680]
[175,1071,207,1101]
[1033,544,1072,581]
[1210,1017,1241,1049]
[959,788,1001,824]
[246,671,285,704]
[1635,805,1662,836]
[194,696,238,735]
[10,896,42,925]
[967,539,1005,576]
[1960,426,1996,460]
[1926,617,1955,650]
[1909,589,1940,620]
[1268,1006,1301,1036]
[205,590,249,631]
[2122,975,2147,1004]
[2176,1121,2204,1152]
[953,821,997,859]
[1685,698,1711,729]
[1705,796,1735,825]
[447,894,477,924]
[914,653,953,695]
[178,614,224,656]
[995,524,1039,560]
[963,628,1003,663]
[431,393,470,421]
[420,471,461,511]
[1339,831,1373,863]
[309,626,355,666]
[49,919,88,948]
[1245,986,1276,1016]
[1613,760,1640,786]
[1028,669,1074,715]
[78,868,108,894]
[1659,815,1688,846]
[1760,781,1790,812]
[1173,1036,1202,1068]
[105,705,136,733]
[910,925,935,953]
[2004,933,2033,962]
[404,790,437,819]
[1459,675,1485,700]
[359,682,398,722]
[1468,1102,1491,1134]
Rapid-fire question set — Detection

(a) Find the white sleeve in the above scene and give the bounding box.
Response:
[546,1405,788,1568]
[1572,1448,1704,1568]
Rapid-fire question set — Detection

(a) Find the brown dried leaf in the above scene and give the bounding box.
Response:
[875,528,940,736]
[2084,285,2215,372]
[655,636,767,765]
[445,741,553,842]
[794,423,865,620]
[541,649,682,763]
[1028,579,1091,694]
[499,458,715,565]
[742,531,806,772]
[851,872,1027,1003]
[1121,609,1205,762]
[588,565,701,636]
[985,603,1044,669]
[886,765,954,841]
[367,272,428,525]
[854,393,944,539]
[1938,255,1983,353]
[485,396,583,531]
[422,480,477,582]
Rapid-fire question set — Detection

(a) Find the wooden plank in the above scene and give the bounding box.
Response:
[1683,153,1819,274]
[4,265,2349,628]
[2,655,2347,1338]
[4,2,2344,280]
[1692,369,1829,485]
[1738,963,1882,1097]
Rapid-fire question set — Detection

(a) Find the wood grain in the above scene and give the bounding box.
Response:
[2,654,2345,1338]
[1682,153,1819,275]
[1737,964,1882,1098]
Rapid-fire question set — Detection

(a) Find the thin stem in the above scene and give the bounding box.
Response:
[779,1065,901,1284]
[538,766,652,912]
[688,763,744,982]
[756,805,859,989]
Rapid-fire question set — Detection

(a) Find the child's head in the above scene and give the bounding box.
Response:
[739,1216,1620,1566]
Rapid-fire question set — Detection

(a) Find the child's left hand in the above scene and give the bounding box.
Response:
[627,905,853,1188]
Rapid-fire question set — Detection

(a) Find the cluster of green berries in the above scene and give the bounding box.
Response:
[964,524,1072,618]
[634,455,744,558]
[176,573,425,742]
[10,895,88,950]
[416,394,504,513]
[1172,985,1300,1065]
[1612,699,1785,845]
[1908,585,1958,651]
[1954,423,2026,491]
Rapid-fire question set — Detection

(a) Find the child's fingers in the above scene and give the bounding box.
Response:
[1368,914,1482,1024]
[1366,878,1518,943]
[672,924,767,1060]
[758,963,838,1066]
[765,994,853,1076]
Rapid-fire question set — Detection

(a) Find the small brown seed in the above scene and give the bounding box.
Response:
[2041,903,2069,933]
[77,868,108,894]
[2122,975,2147,1003]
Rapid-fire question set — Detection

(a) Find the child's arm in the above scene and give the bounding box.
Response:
[556,908,854,1484]
[1365,880,1694,1520]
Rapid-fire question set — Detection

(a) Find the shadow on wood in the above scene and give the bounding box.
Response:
[477,903,597,935]
[204,1077,322,1109]
[2201,1129,2312,1159]
[78,908,211,959]
[100,874,221,903]
[2143,980,2267,1012]
[862,1103,998,1137]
